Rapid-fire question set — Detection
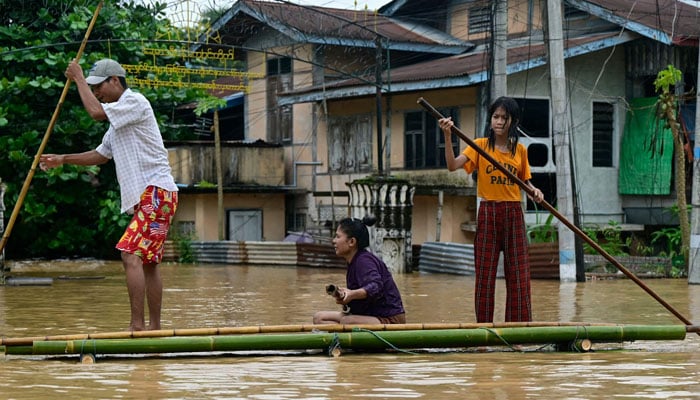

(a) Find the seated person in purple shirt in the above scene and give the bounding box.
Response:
[313,216,406,325]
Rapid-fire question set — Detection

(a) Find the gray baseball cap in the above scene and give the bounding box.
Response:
[85,59,126,85]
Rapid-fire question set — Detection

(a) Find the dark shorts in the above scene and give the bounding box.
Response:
[377,313,406,324]
[116,186,178,264]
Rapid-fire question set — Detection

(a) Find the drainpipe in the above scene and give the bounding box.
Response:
[385,47,392,175]
[375,37,384,175]
[283,161,323,188]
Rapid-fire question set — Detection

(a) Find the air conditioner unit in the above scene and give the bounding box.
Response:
[520,136,555,173]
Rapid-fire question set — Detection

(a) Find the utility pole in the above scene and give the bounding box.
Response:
[689,46,700,284]
[485,0,508,277]
[491,0,508,99]
[546,0,577,282]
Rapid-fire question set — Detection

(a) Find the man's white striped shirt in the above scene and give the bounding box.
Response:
[95,89,178,213]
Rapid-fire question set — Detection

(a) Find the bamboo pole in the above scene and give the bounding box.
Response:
[0,321,622,347]
[15,325,687,357]
[214,110,224,240]
[572,338,592,352]
[417,97,696,329]
[0,1,104,255]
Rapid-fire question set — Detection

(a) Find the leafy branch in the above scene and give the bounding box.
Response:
[653,64,690,271]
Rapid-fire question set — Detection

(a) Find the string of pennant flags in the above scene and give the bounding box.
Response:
[116,1,264,93]
[122,47,264,92]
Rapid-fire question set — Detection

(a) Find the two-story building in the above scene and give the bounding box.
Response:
[171,0,698,271]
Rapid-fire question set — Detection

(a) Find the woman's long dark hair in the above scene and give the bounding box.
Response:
[337,215,377,250]
[485,96,521,156]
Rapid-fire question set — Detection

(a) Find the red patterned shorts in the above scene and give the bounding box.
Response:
[116,186,178,264]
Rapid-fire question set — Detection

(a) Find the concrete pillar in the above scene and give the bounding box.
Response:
[348,177,414,273]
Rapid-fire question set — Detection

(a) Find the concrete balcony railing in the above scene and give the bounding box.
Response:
[167,141,285,187]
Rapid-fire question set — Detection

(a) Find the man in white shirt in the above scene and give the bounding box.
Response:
[40,58,179,332]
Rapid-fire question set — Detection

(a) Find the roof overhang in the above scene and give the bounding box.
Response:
[194,0,473,55]
[567,0,700,46]
[567,0,675,45]
[278,30,639,105]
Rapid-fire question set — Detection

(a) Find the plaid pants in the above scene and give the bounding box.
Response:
[474,201,532,322]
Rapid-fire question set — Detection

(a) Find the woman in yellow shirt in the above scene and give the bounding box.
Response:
[440,96,544,322]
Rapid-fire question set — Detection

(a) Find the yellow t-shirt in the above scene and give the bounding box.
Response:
[462,137,532,202]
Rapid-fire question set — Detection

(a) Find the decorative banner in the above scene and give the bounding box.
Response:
[142,47,235,60]
[120,0,263,92]
[123,62,263,92]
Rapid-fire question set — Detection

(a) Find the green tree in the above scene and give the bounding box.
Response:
[0,0,209,259]
[653,65,689,271]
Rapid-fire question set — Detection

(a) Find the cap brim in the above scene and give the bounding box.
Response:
[86,76,108,85]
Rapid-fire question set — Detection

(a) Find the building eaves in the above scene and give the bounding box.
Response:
[278,30,639,105]
[195,0,472,54]
[567,0,700,45]
[379,0,409,16]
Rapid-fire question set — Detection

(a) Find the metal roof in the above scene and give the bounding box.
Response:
[379,0,699,45]
[279,31,639,104]
[195,0,698,105]
[568,0,700,45]
[199,0,472,54]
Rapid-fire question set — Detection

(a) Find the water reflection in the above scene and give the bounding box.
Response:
[1,260,700,399]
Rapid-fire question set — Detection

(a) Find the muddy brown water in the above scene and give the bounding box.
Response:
[1,260,699,399]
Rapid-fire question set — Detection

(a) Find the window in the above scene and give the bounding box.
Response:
[592,101,615,167]
[267,57,291,76]
[176,221,195,237]
[404,108,459,170]
[468,5,491,35]
[515,98,550,138]
[327,115,372,173]
[287,212,306,233]
[285,195,307,233]
[267,57,293,144]
[227,209,262,241]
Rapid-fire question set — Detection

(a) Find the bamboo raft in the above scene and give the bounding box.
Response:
[2,322,695,361]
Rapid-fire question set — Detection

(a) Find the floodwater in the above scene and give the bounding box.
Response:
[1,260,700,399]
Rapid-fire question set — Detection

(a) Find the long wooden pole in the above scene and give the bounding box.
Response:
[417,97,695,328]
[0,1,104,255]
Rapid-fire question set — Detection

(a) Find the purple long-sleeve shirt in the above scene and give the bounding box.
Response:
[346,249,405,318]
